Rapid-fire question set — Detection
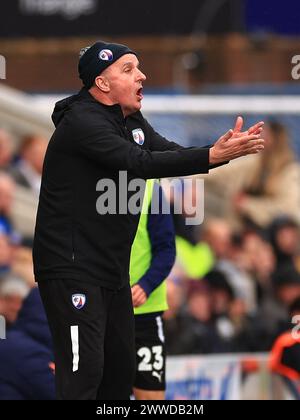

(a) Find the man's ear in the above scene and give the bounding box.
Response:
[95,75,110,93]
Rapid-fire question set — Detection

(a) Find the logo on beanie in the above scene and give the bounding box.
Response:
[132,128,145,145]
[99,49,113,61]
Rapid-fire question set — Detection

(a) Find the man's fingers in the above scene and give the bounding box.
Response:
[234,136,264,156]
[221,129,233,142]
[253,127,263,135]
[248,126,263,136]
[245,140,265,152]
[239,134,263,144]
[249,147,265,154]
[213,121,265,163]
[248,121,264,135]
[233,116,243,133]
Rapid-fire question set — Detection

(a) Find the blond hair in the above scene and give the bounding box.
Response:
[245,121,295,196]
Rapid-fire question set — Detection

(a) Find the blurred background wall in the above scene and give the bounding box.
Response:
[0,0,299,93]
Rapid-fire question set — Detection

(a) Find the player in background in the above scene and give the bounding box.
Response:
[130,179,175,399]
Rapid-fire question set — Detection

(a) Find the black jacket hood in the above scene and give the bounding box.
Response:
[52,92,80,127]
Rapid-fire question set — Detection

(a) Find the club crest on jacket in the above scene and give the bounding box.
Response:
[72,294,86,309]
[132,128,145,145]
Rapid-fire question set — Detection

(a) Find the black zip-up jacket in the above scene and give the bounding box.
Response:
[33,88,222,289]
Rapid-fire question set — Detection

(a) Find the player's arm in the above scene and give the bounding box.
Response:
[132,185,176,307]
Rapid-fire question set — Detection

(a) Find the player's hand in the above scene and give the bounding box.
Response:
[131,284,147,307]
[209,116,264,165]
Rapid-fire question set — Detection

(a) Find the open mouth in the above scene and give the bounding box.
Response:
[136,87,143,100]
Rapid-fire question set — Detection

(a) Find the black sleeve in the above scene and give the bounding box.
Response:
[73,113,210,178]
[145,119,185,152]
[145,119,229,169]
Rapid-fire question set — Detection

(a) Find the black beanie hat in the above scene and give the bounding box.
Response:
[78,40,136,89]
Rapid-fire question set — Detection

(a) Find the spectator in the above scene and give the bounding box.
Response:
[2,145,41,238]
[11,244,35,288]
[163,275,187,355]
[164,180,214,279]
[164,274,185,322]
[0,129,13,170]
[241,229,275,286]
[273,266,300,309]
[0,287,55,400]
[205,270,237,347]
[203,218,257,313]
[165,280,232,354]
[0,234,14,275]
[11,134,47,195]
[0,172,16,236]
[206,269,235,318]
[269,216,300,272]
[0,273,30,326]
[202,218,232,260]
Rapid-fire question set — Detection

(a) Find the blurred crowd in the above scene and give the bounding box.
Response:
[0,120,299,398]
[0,129,47,322]
[0,128,54,399]
[164,121,300,358]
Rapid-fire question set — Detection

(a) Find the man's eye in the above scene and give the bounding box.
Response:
[124,68,131,73]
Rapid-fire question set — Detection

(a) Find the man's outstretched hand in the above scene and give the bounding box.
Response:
[209,116,265,165]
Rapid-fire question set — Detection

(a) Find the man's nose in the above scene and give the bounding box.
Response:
[137,69,146,81]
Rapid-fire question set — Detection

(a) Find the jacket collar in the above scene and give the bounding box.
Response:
[78,87,125,124]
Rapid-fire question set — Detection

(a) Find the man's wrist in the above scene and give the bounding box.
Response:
[209,146,219,165]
